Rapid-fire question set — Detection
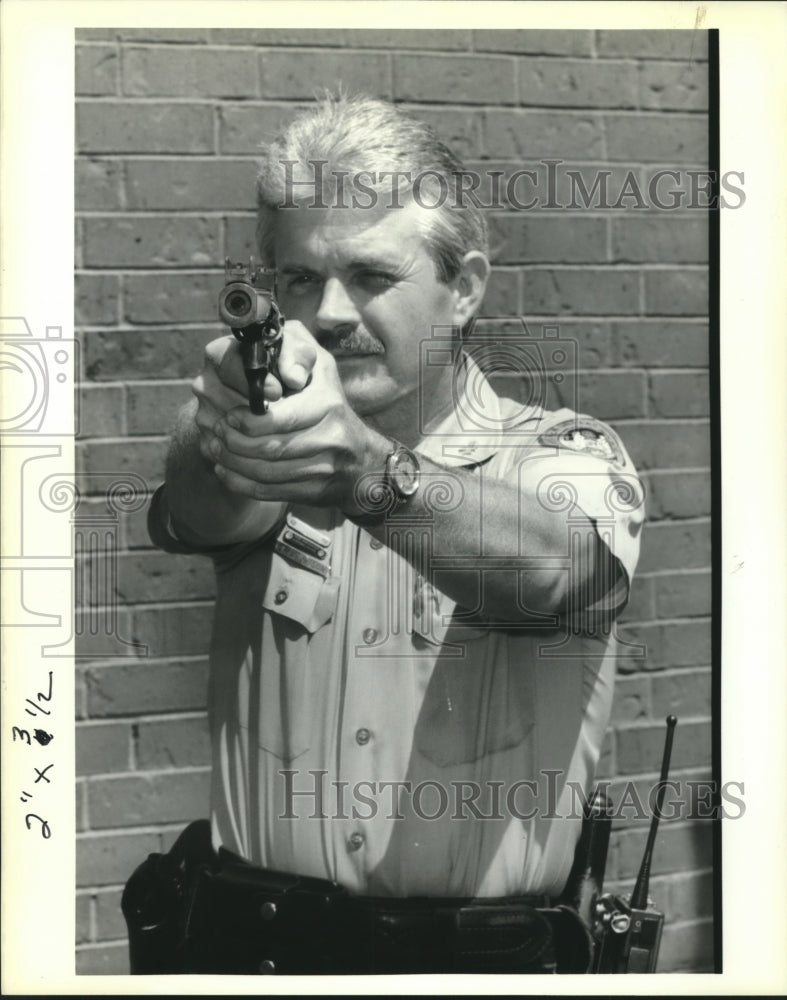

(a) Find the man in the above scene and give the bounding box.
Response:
[126,94,644,975]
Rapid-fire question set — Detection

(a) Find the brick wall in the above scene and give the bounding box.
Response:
[74,28,713,974]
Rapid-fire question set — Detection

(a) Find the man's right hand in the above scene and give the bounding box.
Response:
[164,335,298,549]
[191,337,251,467]
[192,334,317,466]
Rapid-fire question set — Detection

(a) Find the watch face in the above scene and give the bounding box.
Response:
[390,447,421,498]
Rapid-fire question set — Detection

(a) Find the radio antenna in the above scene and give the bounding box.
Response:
[630,715,678,910]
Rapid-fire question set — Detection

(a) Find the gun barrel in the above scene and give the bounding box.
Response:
[219,257,285,415]
[219,282,275,328]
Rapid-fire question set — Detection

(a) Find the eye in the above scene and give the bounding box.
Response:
[284,273,321,295]
[356,270,396,291]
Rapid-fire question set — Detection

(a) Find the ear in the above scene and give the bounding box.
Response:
[450,251,490,328]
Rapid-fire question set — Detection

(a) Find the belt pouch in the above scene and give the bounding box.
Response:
[182,861,349,975]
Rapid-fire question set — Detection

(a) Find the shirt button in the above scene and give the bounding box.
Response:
[260,900,277,921]
[274,589,288,605]
[349,831,365,851]
[259,959,276,974]
[355,727,371,746]
[362,628,378,644]
[370,538,383,550]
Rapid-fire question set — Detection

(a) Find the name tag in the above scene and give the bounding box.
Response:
[274,512,332,578]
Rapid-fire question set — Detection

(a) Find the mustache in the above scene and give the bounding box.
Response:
[317,327,384,355]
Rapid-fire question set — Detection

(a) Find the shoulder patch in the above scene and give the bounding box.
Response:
[538,417,626,468]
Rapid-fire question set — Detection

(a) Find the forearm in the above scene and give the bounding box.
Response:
[358,453,604,623]
[206,395,608,616]
[199,334,619,613]
[165,399,284,547]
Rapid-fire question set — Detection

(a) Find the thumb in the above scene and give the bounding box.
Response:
[276,321,319,392]
[206,336,248,397]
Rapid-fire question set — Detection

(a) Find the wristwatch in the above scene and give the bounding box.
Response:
[350,440,421,524]
[384,442,421,512]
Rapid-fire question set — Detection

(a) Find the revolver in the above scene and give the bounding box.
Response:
[218,257,284,414]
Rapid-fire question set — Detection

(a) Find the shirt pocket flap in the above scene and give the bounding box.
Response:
[261,552,339,634]
[411,579,490,650]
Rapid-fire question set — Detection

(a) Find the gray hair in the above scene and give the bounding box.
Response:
[255,93,488,283]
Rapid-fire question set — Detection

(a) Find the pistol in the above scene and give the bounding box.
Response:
[218,257,284,415]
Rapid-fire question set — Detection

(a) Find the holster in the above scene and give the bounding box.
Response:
[121,819,215,974]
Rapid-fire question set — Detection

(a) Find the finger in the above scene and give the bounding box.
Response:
[199,432,221,465]
[214,419,340,462]
[214,422,288,460]
[205,336,249,397]
[212,462,331,503]
[193,389,233,466]
[277,321,319,392]
[224,397,319,438]
[225,357,339,438]
[213,447,335,484]
[193,391,223,428]
[204,334,239,371]
[193,368,248,414]
[264,371,283,403]
[212,463,270,501]
[196,416,224,463]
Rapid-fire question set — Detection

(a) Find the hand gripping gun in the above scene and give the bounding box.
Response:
[561,715,678,973]
[218,257,284,415]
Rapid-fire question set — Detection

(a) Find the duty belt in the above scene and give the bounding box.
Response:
[123,820,593,975]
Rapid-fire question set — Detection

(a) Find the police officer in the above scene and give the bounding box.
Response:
[130,93,644,975]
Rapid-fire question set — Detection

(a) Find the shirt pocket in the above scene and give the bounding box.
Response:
[413,622,536,768]
[261,549,340,634]
[255,553,340,762]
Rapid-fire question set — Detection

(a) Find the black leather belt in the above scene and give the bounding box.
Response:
[123,820,593,975]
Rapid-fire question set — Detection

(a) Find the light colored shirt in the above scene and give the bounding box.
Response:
[150,357,644,898]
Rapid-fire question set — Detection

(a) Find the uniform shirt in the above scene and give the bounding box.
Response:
[149,357,644,899]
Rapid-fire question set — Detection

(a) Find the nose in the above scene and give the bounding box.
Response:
[315,277,360,333]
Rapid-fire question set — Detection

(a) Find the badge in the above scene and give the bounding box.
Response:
[538,417,626,467]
